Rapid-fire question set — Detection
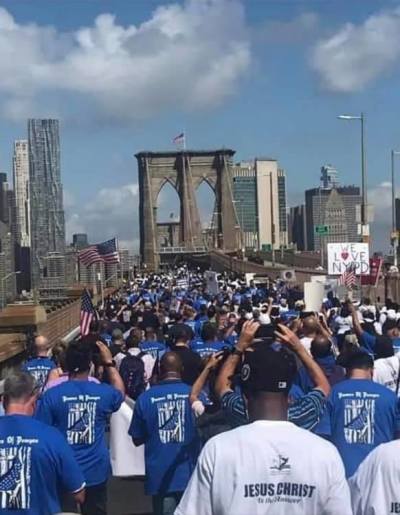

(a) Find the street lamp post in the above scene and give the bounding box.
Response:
[391,150,400,267]
[259,173,276,266]
[269,173,276,267]
[1,271,21,309]
[338,113,368,242]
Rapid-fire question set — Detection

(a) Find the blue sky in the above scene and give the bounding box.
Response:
[0,0,399,251]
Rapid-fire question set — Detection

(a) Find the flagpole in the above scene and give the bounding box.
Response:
[101,269,104,308]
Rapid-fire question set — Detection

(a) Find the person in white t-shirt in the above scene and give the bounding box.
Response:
[373,336,400,396]
[349,439,400,514]
[176,321,352,515]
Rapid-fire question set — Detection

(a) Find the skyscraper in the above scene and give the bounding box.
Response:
[320,165,339,189]
[72,233,89,250]
[277,169,288,247]
[28,119,65,292]
[255,158,287,250]
[0,220,16,306]
[232,161,258,248]
[304,166,361,251]
[13,140,30,247]
[288,205,307,251]
[0,172,10,225]
[232,159,288,251]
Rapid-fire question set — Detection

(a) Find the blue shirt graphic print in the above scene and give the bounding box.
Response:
[129,380,200,496]
[0,414,84,515]
[36,380,123,486]
[22,357,55,391]
[139,341,166,360]
[190,340,225,359]
[316,378,400,477]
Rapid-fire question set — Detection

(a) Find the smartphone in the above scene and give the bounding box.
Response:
[270,307,280,317]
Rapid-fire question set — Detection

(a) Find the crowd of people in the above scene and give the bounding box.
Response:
[2,266,400,514]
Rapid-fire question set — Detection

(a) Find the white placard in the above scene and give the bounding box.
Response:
[327,243,370,275]
[245,273,255,286]
[205,271,219,295]
[304,282,325,312]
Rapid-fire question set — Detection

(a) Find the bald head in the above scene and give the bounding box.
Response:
[302,316,320,337]
[310,335,332,359]
[160,352,183,378]
[35,335,49,356]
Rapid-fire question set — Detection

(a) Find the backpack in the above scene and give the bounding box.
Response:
[119,352,146,400]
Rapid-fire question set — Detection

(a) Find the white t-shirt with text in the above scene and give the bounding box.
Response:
[349,439,400,515]
[373,356,400,396]
[176,420,352,515]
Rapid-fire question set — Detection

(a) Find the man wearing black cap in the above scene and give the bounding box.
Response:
[215,322,330,430]
[176,321,351,515]
[316,349,400,478]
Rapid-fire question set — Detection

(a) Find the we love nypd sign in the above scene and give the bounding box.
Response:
[327,243,370,275]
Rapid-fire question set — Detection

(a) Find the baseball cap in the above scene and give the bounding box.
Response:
[240,343,297,395]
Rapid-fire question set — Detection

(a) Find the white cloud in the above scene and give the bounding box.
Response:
[0,0,250,121]
[65,183,140,249]
[85,183,138,215]
[312,6,400,92]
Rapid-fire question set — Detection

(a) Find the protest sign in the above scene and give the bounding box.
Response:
[327,243,369,275]
[304,282,325,312]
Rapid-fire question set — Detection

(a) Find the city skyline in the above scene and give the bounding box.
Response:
[0,1,399,251]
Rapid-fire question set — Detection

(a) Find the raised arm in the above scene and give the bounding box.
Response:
[96,341,125,396]
[190,352,224,405]
[215,320,259,398]
[275,324,331,397]
[348,301,363,338]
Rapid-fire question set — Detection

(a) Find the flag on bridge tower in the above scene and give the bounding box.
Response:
[173,132,185,148]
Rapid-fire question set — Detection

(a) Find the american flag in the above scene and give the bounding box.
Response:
[338,263,357,288]
[80,289,96,336]
[78,238,119,267]
[173,132,185,145]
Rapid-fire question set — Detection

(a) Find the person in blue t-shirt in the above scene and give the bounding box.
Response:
[129,352,201,515]
[0,372,85,515]
[194,304,208,337]
[190,322,225,359]
[36,339,125,515]
[140,327,166,360]
[316,350,400,478]
[22,335,56,392]
[182,306,197,338]
[349,302,400,356]
[294,336,345,393]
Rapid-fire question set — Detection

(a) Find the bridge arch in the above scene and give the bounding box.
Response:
[136,150,241,269]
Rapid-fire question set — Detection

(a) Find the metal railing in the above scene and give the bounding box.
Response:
[158,246,207,254]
